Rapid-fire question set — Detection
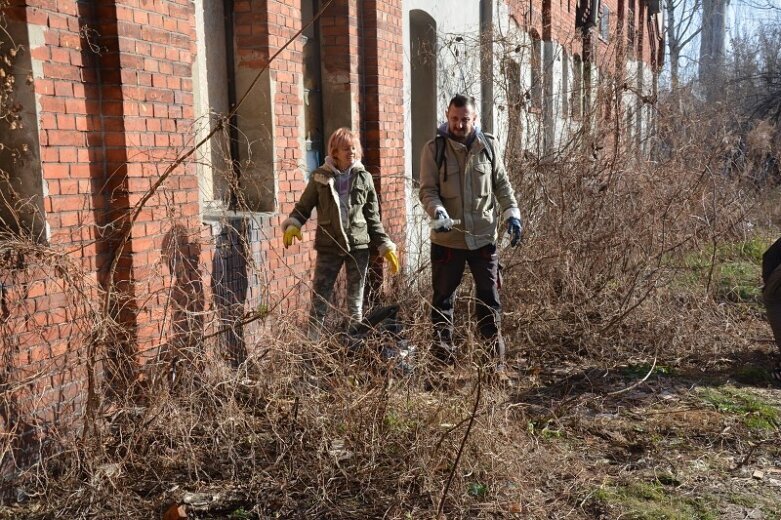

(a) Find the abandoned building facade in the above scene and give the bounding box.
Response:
[0,0,661,467]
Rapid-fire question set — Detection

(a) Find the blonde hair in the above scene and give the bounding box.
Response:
[327,127,363,159]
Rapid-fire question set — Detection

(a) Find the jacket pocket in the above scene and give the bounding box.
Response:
[315,221,339,249]
[350,219,369,246]
[473,162,492,197]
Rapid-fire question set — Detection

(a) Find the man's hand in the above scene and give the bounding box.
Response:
[432,209,453,232]
[507,217,523,247]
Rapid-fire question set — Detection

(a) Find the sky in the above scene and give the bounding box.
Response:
[730,0,781,40]
[659,0,780,87]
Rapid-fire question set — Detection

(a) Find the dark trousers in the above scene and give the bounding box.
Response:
[764,265,781,353]
[430,242,505,362]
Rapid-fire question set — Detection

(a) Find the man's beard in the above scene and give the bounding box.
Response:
[449,127,471,142]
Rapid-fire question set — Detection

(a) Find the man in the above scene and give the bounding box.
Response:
[419,94,523,374]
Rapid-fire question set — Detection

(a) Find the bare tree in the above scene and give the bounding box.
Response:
[729,21,781,123]
[666,0,703,89]
[735,0,781,10]
[699,0,730,100]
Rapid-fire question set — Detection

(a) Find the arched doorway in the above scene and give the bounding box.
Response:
[409,10,437,184]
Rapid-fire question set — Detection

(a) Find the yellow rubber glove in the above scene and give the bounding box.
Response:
[283,225,303,248]
[384,250,399,275]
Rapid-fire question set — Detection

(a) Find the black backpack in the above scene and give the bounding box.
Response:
[435,130,497,182]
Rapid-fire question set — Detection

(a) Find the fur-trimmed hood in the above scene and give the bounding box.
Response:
[310,156,366,185]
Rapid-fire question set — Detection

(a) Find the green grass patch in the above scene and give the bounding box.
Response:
[763,503,781,519]
[725,493,781,518]
[654,473,682,487]
[229,508,252,520]
[698,386,779,431]
[383,410,419,433]
[467,482,488,499]
[727,493,758,508]
[620,363,674,379]
[527,419,565,440]
[719,235,770,265]
[592,481,717,520]
[715,261,762,303]
[668,236,771,303]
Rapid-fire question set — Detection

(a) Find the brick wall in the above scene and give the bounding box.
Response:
[360,0,406,263]
[505,0,658,69]
[3,0,409,464]
[1,0,205,467]
[2,1,99,469]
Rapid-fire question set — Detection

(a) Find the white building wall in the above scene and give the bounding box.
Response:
[623,58,639,147]
[621,58,656,154]
[402,0,482,271]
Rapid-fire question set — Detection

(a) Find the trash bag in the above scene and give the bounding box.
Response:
[345,304,416,375]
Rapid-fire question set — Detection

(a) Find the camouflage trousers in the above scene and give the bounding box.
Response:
[309,249,370,339]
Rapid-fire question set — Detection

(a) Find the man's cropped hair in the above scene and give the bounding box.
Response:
[448,94,476,109]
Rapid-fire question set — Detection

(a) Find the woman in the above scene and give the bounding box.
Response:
[282,128,399,339]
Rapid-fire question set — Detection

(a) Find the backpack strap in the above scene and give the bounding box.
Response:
[435,134,447,182]
[480,131,496,170]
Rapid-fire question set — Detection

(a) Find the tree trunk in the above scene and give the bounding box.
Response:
[666,0,680,90]
[699,0,729,101]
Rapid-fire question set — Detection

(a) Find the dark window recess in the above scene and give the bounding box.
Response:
[576,0,600,29]
[504,58,523,153]
[505,58,522,111]
[561,52,569,115]
[0,11,45,237]
[302,0,324,180]
[571,54,583,118]
[647,0,661,15]
[600,4,610,40]
[410,9,437,183]
[530,35,542,110]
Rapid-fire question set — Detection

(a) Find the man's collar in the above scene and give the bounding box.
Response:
[439,122,481,149]
[447,130,480,150]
